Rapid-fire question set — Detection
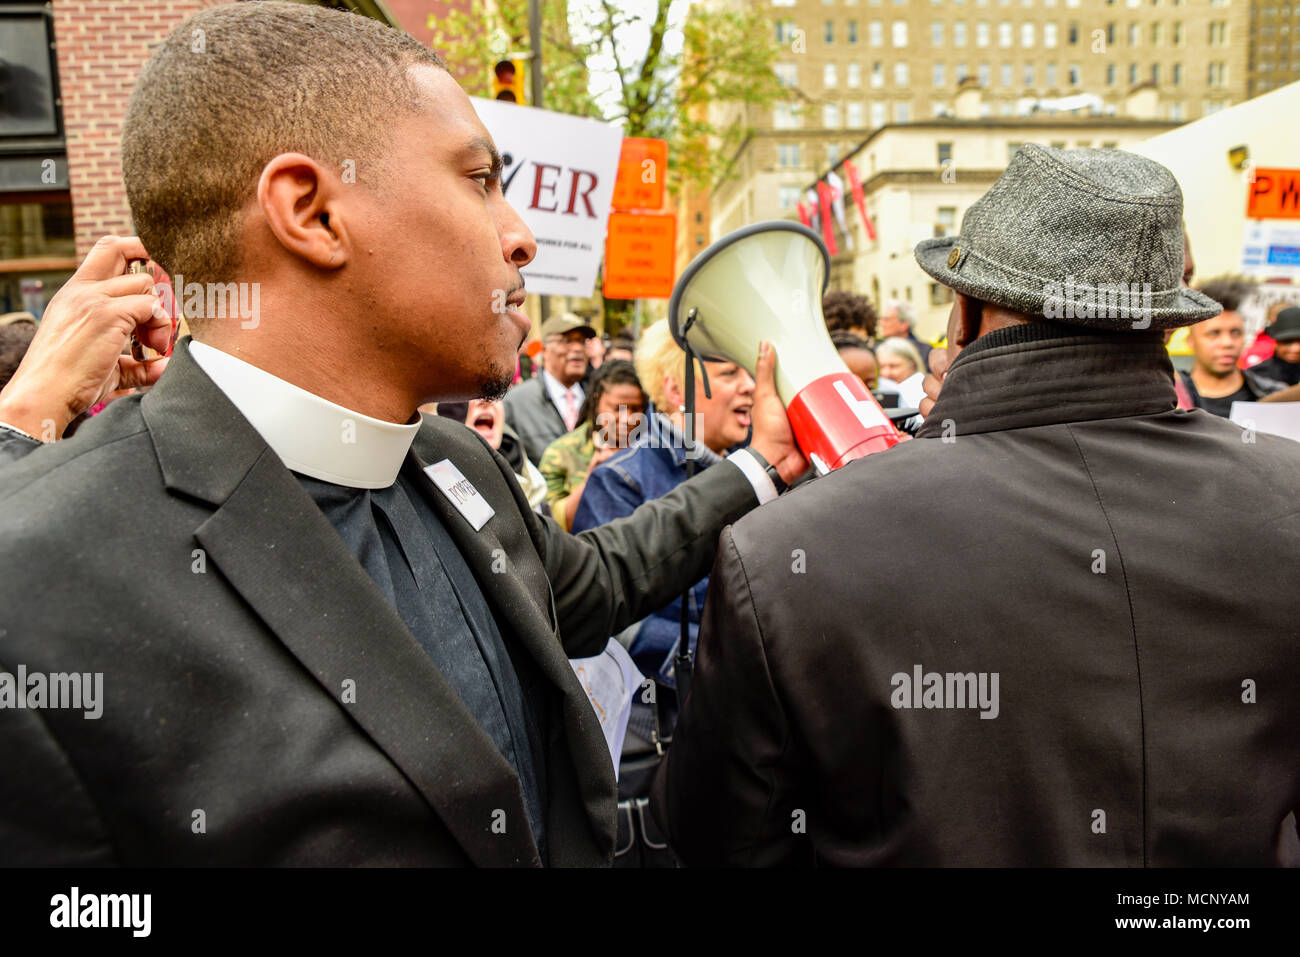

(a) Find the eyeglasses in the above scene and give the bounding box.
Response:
[546,333,588,347]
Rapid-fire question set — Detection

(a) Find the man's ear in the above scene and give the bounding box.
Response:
[952,292,985,348]
[256,153,347,270]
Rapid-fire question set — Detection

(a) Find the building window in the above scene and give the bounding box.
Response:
[954,21,967,46]
[999,21,1013,46]
[870,101,887,126]
[938,142,954,165]
[828,143,841,166]
[1022,22,1035,46]
[936,206,957,237]
[1129,63,1138,84]
[978,21,991,46]
[1001,61,1013,85]
[826,20,835,43]
[1172,62,1182,85]
[933,62,946,86]
[1069,62,1081,84]
[1106,23,1115,45]
[825,63,838,87]
[957,61,969,80]
[1046,61,1057,85]
[824,102,841,127]
[895,101,911,122]
[848,101,865,125]
[1045,23,1058,47]
[895,61,910,84]
[775,63,799,87]
[872,61,884,87]
[778,143,803,167]
[774,102,803,129]
[1151,63,1159,84]
[1151,23,1161,45]
[893,21,908,46]
[932,100,949,116]
[779,186,801,210]
[1024,62,1035,84]
[978,61,991,84]
[870,20,883,45]
[932,21,944,45]
[849,20,859,43]
[1169,102,1183,120]
[848,62,863,86]
[775,19,797,43]
[1068,23,1079,44]
[1173,22,1182,46]
[1106,63,1116,84]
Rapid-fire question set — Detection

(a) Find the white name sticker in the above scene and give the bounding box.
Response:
[424,459,495,531]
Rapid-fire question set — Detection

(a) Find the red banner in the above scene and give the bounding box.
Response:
[796,200,812,228]
[843,160,876,241]
[816,180,839,256]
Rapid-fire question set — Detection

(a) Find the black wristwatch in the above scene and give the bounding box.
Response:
[745,447,788,495]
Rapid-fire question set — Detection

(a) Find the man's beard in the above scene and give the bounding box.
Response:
[475,356,516,402]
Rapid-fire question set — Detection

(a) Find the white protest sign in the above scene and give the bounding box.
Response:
[472,98,623,297]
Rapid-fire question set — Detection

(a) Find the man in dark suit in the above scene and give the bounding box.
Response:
[504,314,594,465]
[653,145,1300,866]
[0,3,805,865]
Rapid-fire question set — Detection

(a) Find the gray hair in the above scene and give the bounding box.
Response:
[885,299,915,330]
[876,337,925,378]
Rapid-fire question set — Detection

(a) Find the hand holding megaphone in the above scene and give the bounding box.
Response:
[670,222,904,474]
[748,340,809,485]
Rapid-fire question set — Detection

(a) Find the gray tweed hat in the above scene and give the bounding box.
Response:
[915,144,1221,330]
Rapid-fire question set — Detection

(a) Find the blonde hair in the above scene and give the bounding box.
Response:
[634,319,689,412]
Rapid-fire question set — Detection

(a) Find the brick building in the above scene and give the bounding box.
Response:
[0,0,412,315]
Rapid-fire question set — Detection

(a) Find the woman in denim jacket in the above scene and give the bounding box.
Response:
[571,320,757,689]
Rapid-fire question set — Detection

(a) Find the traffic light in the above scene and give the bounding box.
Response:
[492,59,526,104]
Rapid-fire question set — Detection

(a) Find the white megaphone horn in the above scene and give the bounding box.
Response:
[668,221,903,473]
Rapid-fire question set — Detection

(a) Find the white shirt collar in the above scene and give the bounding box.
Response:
[189,341,421,489]
[540,368,583,409]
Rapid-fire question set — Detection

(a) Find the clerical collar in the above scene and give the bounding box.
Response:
[189,341,421,489]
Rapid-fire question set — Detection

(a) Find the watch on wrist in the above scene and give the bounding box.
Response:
[746,447,788,495]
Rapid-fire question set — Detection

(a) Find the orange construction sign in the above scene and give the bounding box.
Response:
[1247,168,1300,220]
[602,212,677,300]
[611,138,668,212]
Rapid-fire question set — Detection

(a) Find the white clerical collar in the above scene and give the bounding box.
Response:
[189,341,421,489]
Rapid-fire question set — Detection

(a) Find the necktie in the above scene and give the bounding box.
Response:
[562,389,579,432]
[297,469,547,852]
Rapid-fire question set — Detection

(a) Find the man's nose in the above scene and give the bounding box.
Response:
[737,370,756,395]
[497,195,537,267]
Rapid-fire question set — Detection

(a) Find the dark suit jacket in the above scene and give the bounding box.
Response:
[504,374,569,466]
[654,325,1300,866]
[0,339,758,865]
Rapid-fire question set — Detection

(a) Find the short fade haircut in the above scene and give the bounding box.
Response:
[822,290,877,338]
[1195,276,1257,314]
[121,2,446,321]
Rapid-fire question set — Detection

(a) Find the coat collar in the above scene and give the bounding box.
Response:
[139,340,580,865]
[916,324,1177,439]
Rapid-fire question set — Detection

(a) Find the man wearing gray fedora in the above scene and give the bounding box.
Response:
[653,144,1300,866]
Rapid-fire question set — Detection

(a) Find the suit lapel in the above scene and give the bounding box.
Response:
[409,426,619,851]
[141,342,541,866]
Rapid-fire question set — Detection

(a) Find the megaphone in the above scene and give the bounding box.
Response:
[668,221,903,473]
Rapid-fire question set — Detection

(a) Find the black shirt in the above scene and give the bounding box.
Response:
[1198,380,1255,418]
